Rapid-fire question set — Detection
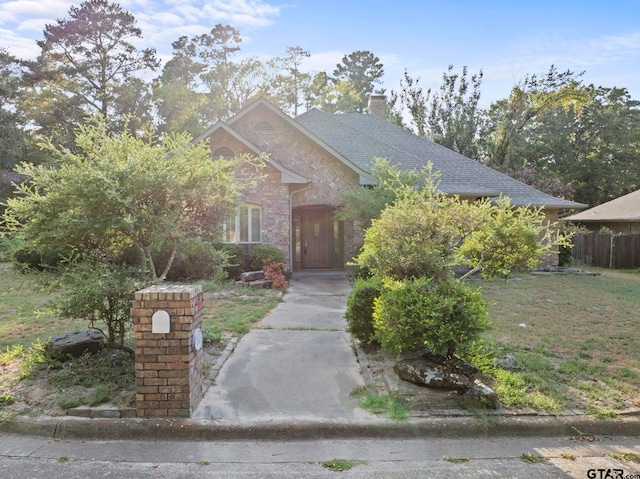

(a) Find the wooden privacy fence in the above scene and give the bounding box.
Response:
[571,233,640,269]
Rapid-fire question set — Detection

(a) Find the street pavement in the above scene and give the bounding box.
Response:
[1,432,639,478]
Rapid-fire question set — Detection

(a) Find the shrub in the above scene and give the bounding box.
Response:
[263,259,289,289]
[373,276,489,358]
[349,244,372,280]
[13,244,67,272]
[345,276,382,344]
[58,259,142,348]
[215,243,245,280]
[164,240,228,282]
[248,244,285,271]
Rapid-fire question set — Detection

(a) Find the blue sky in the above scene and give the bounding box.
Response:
[2,0,640,107]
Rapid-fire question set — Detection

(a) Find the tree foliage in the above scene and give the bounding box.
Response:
[335,158,426,229]
[153,24,265,133]
[399,65,484,159]
[265,46,311,116]
[333,50,384,113]
[25,0,158,139]
[481,66,640,205]
[3,117,262,283]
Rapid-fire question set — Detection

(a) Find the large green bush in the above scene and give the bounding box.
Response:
[163,240,228,282]
[248,244,285,271]
[373,276,489,357]
[345,276,383,344]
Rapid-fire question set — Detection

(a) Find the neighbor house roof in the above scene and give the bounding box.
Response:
[564,189,640,222]
[296,108,586,209]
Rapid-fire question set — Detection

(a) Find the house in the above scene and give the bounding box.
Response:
[194,96,585,271]
[563,189,640,234]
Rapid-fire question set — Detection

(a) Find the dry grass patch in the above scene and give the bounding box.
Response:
[477,268,640,414]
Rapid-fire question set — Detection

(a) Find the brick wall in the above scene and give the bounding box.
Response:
[131,284,204,418]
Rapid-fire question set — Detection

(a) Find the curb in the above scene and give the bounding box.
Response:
[2,414,639,441]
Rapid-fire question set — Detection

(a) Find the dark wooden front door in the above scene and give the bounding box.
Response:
[302,208,332,269]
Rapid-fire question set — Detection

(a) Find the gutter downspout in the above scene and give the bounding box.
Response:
[289,182,312,273]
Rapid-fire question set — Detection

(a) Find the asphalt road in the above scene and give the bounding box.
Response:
[1,433,639,478]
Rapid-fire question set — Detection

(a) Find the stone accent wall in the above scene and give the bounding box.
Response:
[131,284,204,418]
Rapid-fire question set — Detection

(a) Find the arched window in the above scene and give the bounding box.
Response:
[223,203,262,244]
[213,146,235,159]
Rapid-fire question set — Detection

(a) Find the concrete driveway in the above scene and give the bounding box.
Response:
[194,271,373,423]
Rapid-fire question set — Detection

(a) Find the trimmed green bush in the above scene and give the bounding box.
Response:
[248,244,285,271]
[373,276,489,357]
[345,276,382,344]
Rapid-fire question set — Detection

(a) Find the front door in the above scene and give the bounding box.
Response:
[302,208,332,269]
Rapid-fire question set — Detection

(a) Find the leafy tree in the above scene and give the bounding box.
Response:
[356,188,555,283]
[333,50,384,112]
[24,0,158,137]
[481,66,584,173]
[154,24,266,131]
[335,158,426,229]
[0,49,27,171]
[305,71,361,114]
[399,65,483,159]
[481,66,640,205]
[3,117,263,283]
[265,46,311,116]
[566,86,640,206]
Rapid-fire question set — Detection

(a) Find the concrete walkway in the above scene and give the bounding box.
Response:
[193,271,374,423]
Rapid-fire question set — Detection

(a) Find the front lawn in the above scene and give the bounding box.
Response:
[477,268,640,415]
[0,263,280,419]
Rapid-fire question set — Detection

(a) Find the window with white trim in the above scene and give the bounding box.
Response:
[223,204,262,244]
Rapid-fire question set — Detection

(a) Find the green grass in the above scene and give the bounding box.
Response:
[354,388,410,420]
[474,268,640,414]
[321,459,363,471]
[520,453,545,464]
[0,263,86,349]
[202,289,280,338]
[610,453,640,463]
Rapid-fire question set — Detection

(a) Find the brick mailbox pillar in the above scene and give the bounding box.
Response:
[131,284,205,418]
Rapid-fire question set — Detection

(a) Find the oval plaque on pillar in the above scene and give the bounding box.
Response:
[151,310,171,334]
[192,328,203,351]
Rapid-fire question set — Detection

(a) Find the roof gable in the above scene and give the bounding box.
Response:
[193,121,309,184]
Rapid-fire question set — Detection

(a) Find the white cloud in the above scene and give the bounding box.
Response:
[0,0,72,25]
[0,28,40,58]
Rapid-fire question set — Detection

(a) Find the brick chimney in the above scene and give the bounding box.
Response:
[367,94,387,119]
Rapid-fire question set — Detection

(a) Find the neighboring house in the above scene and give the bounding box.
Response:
[563,189,640,234]
[194,96,585,271]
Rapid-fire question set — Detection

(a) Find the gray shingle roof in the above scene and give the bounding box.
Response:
[295,109,585,209]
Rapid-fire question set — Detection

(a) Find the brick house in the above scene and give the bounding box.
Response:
[195,96,585,271]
